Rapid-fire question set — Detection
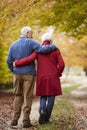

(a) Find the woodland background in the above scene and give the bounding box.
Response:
[0,1,87,130]
[0,0,87,86]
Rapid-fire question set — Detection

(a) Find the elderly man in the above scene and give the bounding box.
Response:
[7,26,56,128]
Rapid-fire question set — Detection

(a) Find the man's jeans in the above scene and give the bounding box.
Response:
[40,96,55,121]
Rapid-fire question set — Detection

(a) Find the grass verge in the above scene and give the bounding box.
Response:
[36,99,77,130]
[62,84,80,94]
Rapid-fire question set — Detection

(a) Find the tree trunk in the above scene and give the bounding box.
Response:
[84,67,87,76]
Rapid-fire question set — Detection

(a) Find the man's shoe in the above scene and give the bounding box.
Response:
[11,120,18,126]
[23,123,32,128]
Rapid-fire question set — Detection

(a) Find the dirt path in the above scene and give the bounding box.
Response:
[63,76,87,130]
[0,76,87,130]
[0,91,14,130]
[0,90,39,130]
[1,92,87,130]
[67,98,87,130]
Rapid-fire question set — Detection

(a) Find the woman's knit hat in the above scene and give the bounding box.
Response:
[41,26,55,42]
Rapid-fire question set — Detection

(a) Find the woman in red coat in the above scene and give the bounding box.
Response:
[14,32,65,124]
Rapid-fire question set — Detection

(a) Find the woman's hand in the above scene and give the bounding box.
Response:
[13,62,15,67]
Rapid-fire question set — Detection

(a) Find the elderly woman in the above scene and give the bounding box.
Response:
[13,32,65,124]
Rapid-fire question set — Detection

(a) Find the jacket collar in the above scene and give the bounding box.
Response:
[42,40,51,45]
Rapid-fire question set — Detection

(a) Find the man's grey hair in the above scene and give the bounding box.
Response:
[21,26,32,36]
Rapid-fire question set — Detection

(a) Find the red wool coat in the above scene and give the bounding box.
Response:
[15,42,65,96]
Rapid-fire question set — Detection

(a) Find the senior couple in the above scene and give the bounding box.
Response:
[7,26,65,128]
